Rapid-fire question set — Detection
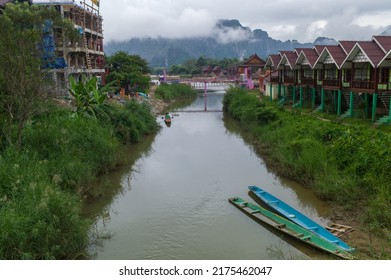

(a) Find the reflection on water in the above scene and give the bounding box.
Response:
[84,91,335,260]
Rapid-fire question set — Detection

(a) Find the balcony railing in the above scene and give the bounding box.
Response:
[299,78,314,85]
[323,79,340,87]
[283,77,295,84]
[351,80,375,90]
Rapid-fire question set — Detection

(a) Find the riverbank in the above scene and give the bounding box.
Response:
[0,98,159,259]
[223,87,391,259]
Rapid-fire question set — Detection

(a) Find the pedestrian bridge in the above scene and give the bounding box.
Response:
[189,81,235,90]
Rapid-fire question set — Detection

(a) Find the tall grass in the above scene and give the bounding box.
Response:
[155,83,197,101]
[0,101,158,259]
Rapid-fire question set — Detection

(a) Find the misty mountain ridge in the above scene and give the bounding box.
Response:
[104,19,337,67]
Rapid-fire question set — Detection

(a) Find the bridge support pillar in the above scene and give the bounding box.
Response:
[204,82,207,111]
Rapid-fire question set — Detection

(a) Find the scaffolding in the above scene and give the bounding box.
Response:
[35,0,105,95]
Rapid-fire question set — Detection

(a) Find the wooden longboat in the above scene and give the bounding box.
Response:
[229,197,354,260]
[248,185,354,252]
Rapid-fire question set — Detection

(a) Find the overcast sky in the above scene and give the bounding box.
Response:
[97,0,391,43]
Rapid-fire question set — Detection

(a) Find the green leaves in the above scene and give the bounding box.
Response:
[68,76,107,119]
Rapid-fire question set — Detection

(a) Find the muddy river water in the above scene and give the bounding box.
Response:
[84,90,336,260]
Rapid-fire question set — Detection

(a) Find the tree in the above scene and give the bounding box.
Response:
[105,51,151,93]
[0,2,78,148]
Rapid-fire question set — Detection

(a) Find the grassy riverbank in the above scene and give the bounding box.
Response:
[154,83,197,101]
[223,87,391,258]
[0,100,158,259]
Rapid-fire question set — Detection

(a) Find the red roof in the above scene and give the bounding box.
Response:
[324,45,347,67]
[357,41,385,66]
[339,41,357,54]
[314,45,327,55]
[277,51,298,69]
[296,48,319,67]
[373,35,391,53]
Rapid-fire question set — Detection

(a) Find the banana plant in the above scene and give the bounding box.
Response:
[68,76,107,118]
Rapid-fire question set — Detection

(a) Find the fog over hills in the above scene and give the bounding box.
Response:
[104,19,337,66]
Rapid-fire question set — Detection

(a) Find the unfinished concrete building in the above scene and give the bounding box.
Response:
[35,0,105,95]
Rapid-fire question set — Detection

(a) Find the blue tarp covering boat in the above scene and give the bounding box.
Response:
[249,185,354,252]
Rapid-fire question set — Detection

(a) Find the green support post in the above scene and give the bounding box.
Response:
[312,88,316,109]
[283,85,286,104]
[292,86,296,105]
[321,88,325,112]
[278,84,281,99]
[372,93,378,122]
[337,90,342,116]
[365,93,369,118]
[389,95,391,121]
[270,83,273,102]
[299,86,303,108]
[349,91,354,117]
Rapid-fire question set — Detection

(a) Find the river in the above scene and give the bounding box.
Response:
[84,89,335,260]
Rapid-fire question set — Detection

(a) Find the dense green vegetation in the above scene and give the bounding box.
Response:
[105,51,151,93]
[223,87,391,243]
[155,83,197,101]
[0,3,158,258]
[0,100,158,259]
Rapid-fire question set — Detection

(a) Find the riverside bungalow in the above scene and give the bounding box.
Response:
[311,44,349,113]
[276,51,298,104]
[293,48,320,108]
[341,40,386,120]
[263,35,391,124]
[263,54,282,100]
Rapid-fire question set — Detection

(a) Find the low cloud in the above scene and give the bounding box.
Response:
[213,27,252,44]
[99,0,391,43]
[104,5,215,42]
[352,10,391,29]
[305,20,328,41]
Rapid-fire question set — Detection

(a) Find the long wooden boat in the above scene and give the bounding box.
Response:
[164,113,172,123]
[248,185,354,252]
[229,197,354,260]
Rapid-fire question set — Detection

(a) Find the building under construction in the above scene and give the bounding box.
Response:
[35,0,105,95]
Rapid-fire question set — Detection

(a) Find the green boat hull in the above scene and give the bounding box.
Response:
[229,197,354,260]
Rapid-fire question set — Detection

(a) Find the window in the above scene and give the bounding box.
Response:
[379,68,389,84]
[343,69,351,82]
[354,68,369,80]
